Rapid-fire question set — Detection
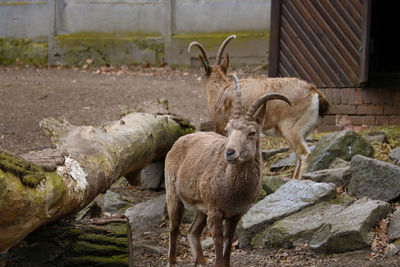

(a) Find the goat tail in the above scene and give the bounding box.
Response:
[316,89,330,118]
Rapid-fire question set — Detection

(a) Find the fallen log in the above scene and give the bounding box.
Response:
[4,216,131,267]
[0,113,194,253]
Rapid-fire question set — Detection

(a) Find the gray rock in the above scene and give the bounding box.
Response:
[252,201,345,249]
[104,190,133,214]
[110,176,130,188]
[238,180,336,247]
[310,198,390,253]
[125,194,166,237]
[389,209,400,241]
[390,147,400,166]
[270,152,296,171]
[75,200,102,220]
[262,147,289,161]
[306,130,374,173]
[201,237,214,250]
[137,160,165,190]
[302,167,352,187]
[384,242,400,258]
[348,155,400,202]
[362,131,387,144]
[262,176,290,194]
[329,158,351,169]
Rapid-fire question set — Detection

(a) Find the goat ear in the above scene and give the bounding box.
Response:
[220,53,230,74]
[198,55,211,76]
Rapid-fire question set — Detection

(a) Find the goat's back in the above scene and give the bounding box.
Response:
[214,77,327,135]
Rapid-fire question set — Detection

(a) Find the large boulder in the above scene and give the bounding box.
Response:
[388,209,400,241]
[137,159,165,190]
[104,190,133,214]
[348,155,400,202]
[390,147,400,166]
[306,130,373,173]
[262,176,289,194]
[238,180,336,247]
[302,167,352,187]
[125,194,166,238]
[251,201,345,249]
[310,198,390,253]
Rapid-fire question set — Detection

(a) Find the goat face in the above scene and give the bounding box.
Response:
[224,118,260,164]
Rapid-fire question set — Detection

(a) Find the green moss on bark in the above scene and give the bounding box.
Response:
[0,151,46,188]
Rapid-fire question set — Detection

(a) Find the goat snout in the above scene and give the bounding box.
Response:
[225,148,237,163]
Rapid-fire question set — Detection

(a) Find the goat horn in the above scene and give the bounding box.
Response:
[229,74,242,119]
[246,94,291,121]
[215,35,236,65]
[188,41,210,67]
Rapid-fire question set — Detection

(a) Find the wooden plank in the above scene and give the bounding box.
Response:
[359,0,371,86]
[268,0,282,77]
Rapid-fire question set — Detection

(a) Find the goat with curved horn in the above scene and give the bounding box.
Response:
[165,77,290,266]
[188,35,236,77]
[215,35,236,64]
[246,93,291,121]
[188,34,330,179]
[188,41,209,65]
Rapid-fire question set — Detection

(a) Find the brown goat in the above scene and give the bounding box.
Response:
[188,35,330,179]
[165,75,290,267]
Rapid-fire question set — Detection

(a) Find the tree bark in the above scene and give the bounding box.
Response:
[0,113,194,253]
[4,216,131,267]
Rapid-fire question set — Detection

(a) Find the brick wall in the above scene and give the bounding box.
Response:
[317,88,400,132]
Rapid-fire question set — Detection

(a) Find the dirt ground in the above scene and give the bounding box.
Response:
[1,66,399,266]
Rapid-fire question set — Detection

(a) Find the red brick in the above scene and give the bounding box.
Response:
[362,115,375,125]
[350,116,364,125]
[317,124,340,132]
[337,115,352,126]
[347,88,357,104]
[371,89,384,105]
[357,105,383,115]
[323,88,334,104]
[359,88,371,104]
[390,115,400,125]
[330,104,357,115]
[354,88,363,105]
[341,88,350,104]
[322,115,336,125]
[333,88,341,104]
[384,105,400,115]
[375,116,390,125]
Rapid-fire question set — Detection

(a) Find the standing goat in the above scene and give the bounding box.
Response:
[189,35,330,179]
[165,75,290,267]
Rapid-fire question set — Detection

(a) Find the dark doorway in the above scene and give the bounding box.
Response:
[368,0,400,89]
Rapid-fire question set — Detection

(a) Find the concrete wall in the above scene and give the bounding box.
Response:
[174,0,270,33]
[0,0,271,66]
[60,0,165,34]
[0,0,271,36]
[0,0,49,39]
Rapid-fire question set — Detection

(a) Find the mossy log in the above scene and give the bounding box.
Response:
[0,113,194,253]
[4,216,132,266]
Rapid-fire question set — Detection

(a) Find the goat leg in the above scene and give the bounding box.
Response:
[167,194,184,266]
[223,215,241,267]
[208,210,224,267]
[188,212,208,266]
